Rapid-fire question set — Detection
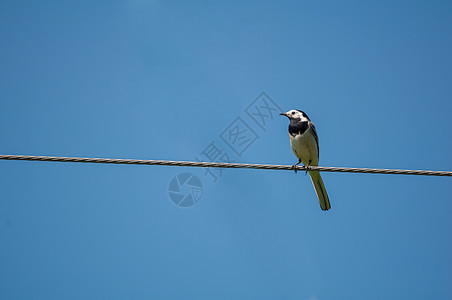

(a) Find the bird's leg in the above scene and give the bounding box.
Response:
[292,159,302,173]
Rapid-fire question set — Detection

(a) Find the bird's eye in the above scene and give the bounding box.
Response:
[291,111,295,115]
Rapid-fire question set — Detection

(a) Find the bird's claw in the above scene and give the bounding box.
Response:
[305,164,313,176]
[292,159,302,173]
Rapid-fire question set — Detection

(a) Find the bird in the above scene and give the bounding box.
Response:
[280,109,331,211]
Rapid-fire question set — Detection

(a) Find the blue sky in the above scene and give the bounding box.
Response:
[1,1,451,299]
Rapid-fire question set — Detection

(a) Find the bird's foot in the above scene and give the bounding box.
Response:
[305,161,312,176]
[292,160,302,173]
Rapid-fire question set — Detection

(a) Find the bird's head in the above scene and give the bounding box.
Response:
[280,110,310,121]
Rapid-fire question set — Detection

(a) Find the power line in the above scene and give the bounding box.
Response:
[1,154,451,177]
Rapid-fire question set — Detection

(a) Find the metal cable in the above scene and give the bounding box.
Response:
[1,154,451,177]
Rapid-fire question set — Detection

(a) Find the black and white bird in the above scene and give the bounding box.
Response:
[280,109,331,211]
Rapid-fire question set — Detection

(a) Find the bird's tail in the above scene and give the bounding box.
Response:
[308,171,331,211]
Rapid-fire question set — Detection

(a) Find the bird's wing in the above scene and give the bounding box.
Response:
[309,122,320,158]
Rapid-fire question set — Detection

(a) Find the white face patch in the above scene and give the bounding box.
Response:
[285,110,309,122]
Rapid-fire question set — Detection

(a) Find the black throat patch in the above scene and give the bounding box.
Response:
[289,119,308,137]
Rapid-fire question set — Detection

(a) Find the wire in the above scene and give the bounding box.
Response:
[1,154,451,177]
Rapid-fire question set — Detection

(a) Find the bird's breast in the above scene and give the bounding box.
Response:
[289,129,319,166]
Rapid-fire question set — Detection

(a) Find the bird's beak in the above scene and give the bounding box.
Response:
[280,113,288,118]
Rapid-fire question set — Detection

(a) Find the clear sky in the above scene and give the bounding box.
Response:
[1,1,451,299]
